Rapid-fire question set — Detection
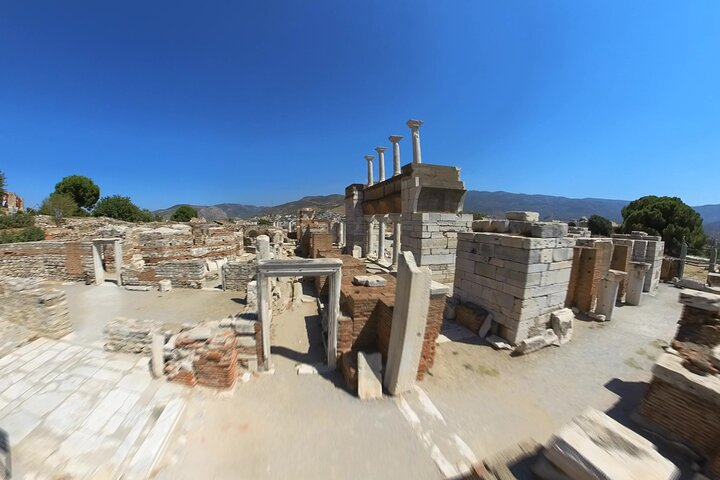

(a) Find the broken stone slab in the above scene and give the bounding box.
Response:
[513,329,559,355]
[179,326,212,341]
[486,334,512,350]
[708,273,720,288]
[296,363,318,375]
[587,312,607,322]
[506,211,540,222]
[357,351,383,400]
[478,312,493,338]
[542,407,680,480]
[678,289,720,313]
[125,285,152,292]
[352,245,362,258]
[551,308,574,345]
[158,279,172,292]
[352,275,388,287]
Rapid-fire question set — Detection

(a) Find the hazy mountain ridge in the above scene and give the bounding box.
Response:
[156,191,720,234]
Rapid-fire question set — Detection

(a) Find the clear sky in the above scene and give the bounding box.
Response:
[1,1,719,210]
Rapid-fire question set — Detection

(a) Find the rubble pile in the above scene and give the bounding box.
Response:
[103,317,161,354]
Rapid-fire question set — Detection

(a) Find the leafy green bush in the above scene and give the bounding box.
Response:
[621,195,707,255]
[587,214,613,236]
[0,226,45,244]
[0,212,35,230]
[39,192,79,225]
[93,195,155,223]
[170,205,198,222]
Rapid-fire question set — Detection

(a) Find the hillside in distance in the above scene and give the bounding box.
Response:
[156,191,720,235]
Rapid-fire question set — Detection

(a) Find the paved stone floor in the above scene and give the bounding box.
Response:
[0,337,186,479]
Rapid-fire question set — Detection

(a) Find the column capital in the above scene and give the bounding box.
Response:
[374,146,387,154]
[388,135,404,143]
[406,119,423,130]
[364,155,375,162]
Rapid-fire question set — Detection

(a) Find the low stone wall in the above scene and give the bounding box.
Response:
[0,276,73,339]
[121,260,206,289]
[222,259,256,291]
[103,317,160,354]
[0,240,94,281]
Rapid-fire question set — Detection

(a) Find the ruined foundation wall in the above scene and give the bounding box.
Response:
[122,260,206,289]
[222,259,256,291]
[0,276,73,339]
[0,241,94,281]
[565,239,613,313]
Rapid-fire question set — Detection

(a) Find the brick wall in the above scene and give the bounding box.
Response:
[222,259,256,291]
[309,233,334,259]
[639,378,720,477]
[565,240,613,314]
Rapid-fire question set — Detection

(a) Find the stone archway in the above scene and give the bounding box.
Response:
[256,258,342,370]
[91,238,123,286]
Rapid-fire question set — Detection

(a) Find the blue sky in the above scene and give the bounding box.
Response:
[1,1,719,210]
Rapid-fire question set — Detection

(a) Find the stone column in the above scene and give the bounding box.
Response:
[384,251,432,395]
[366,217,376,259]
[365,155,375,186]
[257,235,271,260]
[375,147,386,182]
[406,119,423,165]
[626,262,651,306]
[595,269,627,321]
[151,333,165,378]
[378,217,386,263]
[389,135,403,176]
[392,216,401,270]
[338,221,345,247]
[114,240,123,286]
[678,240,688,279]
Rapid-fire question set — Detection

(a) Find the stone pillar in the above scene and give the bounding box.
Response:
[392,217,401,270]
[678,240,688,279]
[338,221,345,247]
[406,119,423,165]
[626,262,651,306]
[114,240,123,286]
[378,217,386,262]
[710,247,717,273]
[365,155,375,186]
[365,217,376,259]
[151,333,165,378]
[375,147,386,182]
[389,135,403,176]
[595,269,627,320]
[384,251,432,395]
[257,235,271,261]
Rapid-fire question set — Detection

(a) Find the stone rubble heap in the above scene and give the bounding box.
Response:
[103,316,162,354]
[0,276,73,339]
[672,290,720,375]
[165,328,239,390]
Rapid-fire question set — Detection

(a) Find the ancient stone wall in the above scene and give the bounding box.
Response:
[0,241,94,281]
[222,259,256,291]
[401,212,473,285]
[565,239,613,313]
[612,233,664,294]
[0,276,73,339]
[121,260,206,289]
[453,217,574,344]
[309,232,334,259]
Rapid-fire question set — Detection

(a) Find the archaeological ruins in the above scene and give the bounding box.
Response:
[0,119,718,479]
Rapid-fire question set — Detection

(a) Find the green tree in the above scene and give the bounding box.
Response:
[54,175,100,210]
[170,205,198,222]
[587,214,613,236]
[93,195,150,222]
[621,195,707,256]
[39,192,78,225]
[0,170,6,198]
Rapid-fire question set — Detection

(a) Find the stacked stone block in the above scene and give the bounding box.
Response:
[565,239,613,313]
[0,276,73,339]
[0,241,94,281]
[222,259,256,291]
[453,215,574,344]
[401,213,472,285]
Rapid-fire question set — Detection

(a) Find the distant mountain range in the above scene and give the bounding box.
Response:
[156,191,720,236]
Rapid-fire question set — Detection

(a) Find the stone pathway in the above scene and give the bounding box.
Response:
[0,337,187,479]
